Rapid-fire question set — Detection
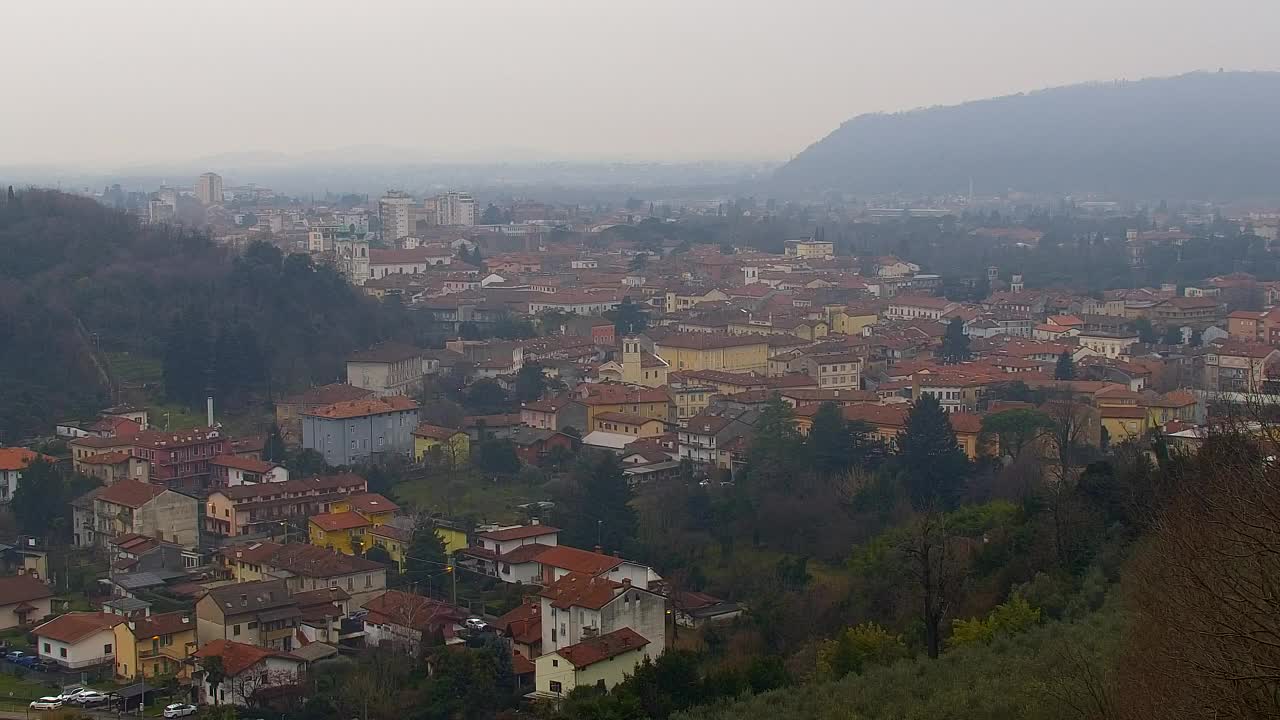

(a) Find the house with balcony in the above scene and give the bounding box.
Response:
[677,413,755,469]
[1203,340,1280,392]
[360,590,466,654]
[219,541,388,606]
[195,579,301,651]
[129,427,227,493]
[87,479,200,549]
[210,456,288,488]
[193,639,306,707]
[113,610,197,681]
[204,473,367,540]
[538,573,665,658]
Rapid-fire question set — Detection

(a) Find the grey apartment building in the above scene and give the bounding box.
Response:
[301,396,419,466]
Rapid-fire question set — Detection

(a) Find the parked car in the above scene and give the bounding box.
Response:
[5,650,25,662]
[56,687,86,703]
[71,691,109,707]
[163,703,198,718]
[29,697,63,711]
[31,659,58,672]
[14,655,39,668]
[464,617,489,632]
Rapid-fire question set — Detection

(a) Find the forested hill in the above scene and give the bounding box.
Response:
[774,71,1280,198]
[0,190,407,442]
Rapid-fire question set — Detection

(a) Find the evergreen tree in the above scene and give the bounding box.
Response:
[807,402,853,476]
[11,457,67,538]
[514,362,547,403]
[404,522,449,594]
[897,395,970,510]
[744,397,803,490]
[558,452,637,553]
[1054,350,1076,380]
[939,318,970,364]
[1162,324,1184,345]
[263,424,287,463]
[613,297,648,336]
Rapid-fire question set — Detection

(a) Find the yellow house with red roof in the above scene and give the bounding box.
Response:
[308,492,400,556]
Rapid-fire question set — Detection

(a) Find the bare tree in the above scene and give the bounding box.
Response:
[897,510,971,659]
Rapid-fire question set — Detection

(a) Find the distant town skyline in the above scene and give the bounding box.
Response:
[4,0,1280,168]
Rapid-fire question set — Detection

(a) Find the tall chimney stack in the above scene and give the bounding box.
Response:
[207,396,214,427]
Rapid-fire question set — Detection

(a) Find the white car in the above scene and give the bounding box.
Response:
[464,617,488,632]
[56,687,85,702]
[73,691,109,707]
[163,703,198,718]
[30,697,63,711]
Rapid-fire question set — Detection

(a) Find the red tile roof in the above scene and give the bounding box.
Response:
[305,396,418,420]
[476,525,561,542]
[360,590,464,632]
[310,511,371,532]
[412,424,464,441]
[133,611,195,638]
[555,627,649,668]
[342,493,400,515]
[211,455,278,473]
[95,479,167,509]
[34,612,119,643]
[497,599,542,646]
[0,448,54,471]
[532,546,624,576]
[194,639,298,676]
[539,571,623,610]
[282,383,377,406]
[0,575,54,607]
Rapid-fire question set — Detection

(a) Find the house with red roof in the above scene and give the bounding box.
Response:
[193,639,304,706]
[0,574,53,629]
[210,455,288,488]
[86,478,200,549]
[534,627,653,698]
[538,572,665,661]
[0,447,55,504]
[34,611,120,669]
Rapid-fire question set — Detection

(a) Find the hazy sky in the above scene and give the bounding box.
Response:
[5,0,1279,168]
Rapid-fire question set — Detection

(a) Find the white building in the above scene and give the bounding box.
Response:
[539,573,666,657]
[34,612,119,670]
[379,191,415,242]
[434,192,476,226]
[194,640,305,707]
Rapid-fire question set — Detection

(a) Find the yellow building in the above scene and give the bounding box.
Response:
[366,524,410,570]
[534,628,652,698]
[412,424,471,465]
[1101,406,1152,442]
[309,511,371,555]
[830,306,879,336]
[1145,389,1198,426]
[309,492,401,556]
[113,611,197,681]
[653,332,770,374]
[591,412,667,438]
[577,385,674,427]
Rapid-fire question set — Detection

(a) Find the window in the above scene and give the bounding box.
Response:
[43,643,50,653]
[60,648,67,657]
[549,681,563,694]
[552,659,558,667]
[247,622,258,630]
[347,577,354,590]
[365,573,373,588]
[233,624,241,636]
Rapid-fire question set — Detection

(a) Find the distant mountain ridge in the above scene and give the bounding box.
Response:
[774,71,1280,199]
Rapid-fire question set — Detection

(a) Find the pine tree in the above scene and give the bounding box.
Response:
[808,402,853,476]
[404,522,449,594]
[263,424,287,463]
[940,318,971,364]
[559,452,636,553]
[897,395,970,510]
[1054,350,1076,380]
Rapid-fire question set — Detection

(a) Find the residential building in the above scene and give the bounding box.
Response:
[412,424,470,465]
[361,590,466,653]
[113,611,197,681]
[219,542,388,606]
[591,412,666,438]
[460,524,560,580]
[539,573,665,657]
[886,296,958,321]
[575,384,673,427]
[89,479,200,549]
[507,427,577,466]
[0,574,53,629]
[308,513,372,555]
[1203,341,1280,392]
[497,598,542,661]
[678,413,755,468]
[195,579,300,650]
[1077,331,1140,359]
[783,239,835,259]
[196,173,223,205]
[129,427,227,492]
[793,352,863,390]
[366,524,411,570]
[534,627,652,698]
[434,191,476,226]
[379,191,415,242]
[204,473,367,539]
[520,394,588,432]
[76,451,150,486]
[193,639,305,707]
[275,384,375,441]
[346,343,428,397]
[34,612,119,669]
[368,246,454,277]
[302,396,419,467]
[210,456,288,488]
[0,447,54,503]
